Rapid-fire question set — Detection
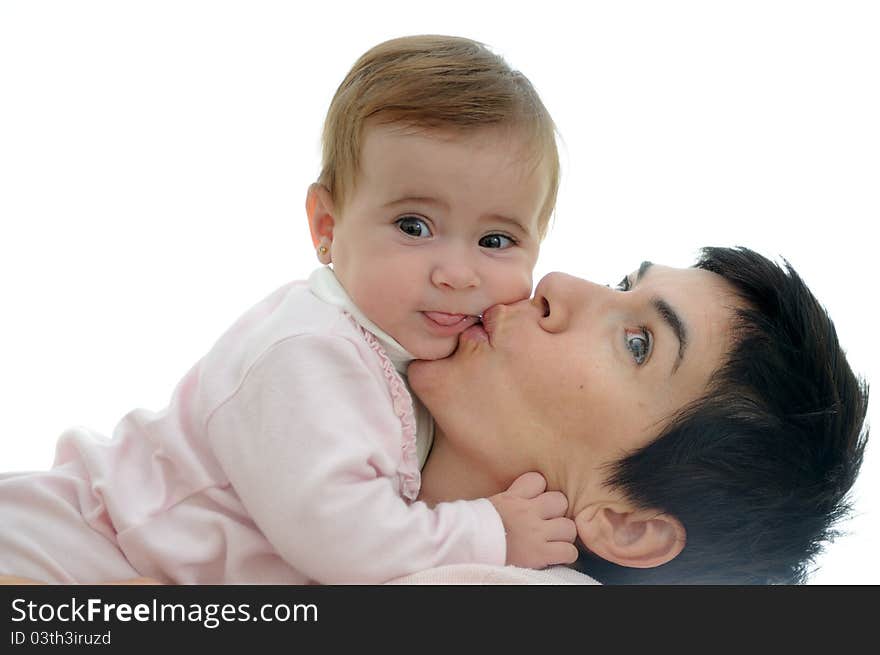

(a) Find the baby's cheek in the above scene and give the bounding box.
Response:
[493,266,534,303]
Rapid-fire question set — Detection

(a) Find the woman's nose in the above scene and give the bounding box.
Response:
[534,272,610,332]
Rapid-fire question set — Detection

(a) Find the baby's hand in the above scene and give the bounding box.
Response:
[488,472,578,569]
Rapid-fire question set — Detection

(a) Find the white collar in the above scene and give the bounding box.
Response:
[308,266,414,372]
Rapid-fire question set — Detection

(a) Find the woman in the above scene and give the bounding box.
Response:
[1,247,868,584]
[410,246,868,584]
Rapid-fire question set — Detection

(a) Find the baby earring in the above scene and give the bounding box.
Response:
[318,245,328,256]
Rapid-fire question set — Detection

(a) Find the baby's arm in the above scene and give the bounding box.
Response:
[206,335,569,583]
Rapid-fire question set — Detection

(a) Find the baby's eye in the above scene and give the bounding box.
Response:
[478,233,516,249]
[625,328,652,366]
[615,275,632,292]
[396,216,432,238]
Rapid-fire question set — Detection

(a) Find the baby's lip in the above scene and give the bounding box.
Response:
[423,311,475,327]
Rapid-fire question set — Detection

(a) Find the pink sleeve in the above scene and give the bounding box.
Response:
[206,334,506,584]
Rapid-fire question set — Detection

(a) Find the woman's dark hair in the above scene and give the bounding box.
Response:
[578,247,869,584]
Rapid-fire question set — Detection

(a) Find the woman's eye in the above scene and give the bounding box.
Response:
[396,216,432,238]
[625,329,651,366]
[478,233,516,249]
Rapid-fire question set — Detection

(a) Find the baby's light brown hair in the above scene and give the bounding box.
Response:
[318,34,560,239]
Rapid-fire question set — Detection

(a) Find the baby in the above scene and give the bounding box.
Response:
[0,35,575,584]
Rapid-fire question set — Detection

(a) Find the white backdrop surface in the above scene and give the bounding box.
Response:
[1,1,876,584]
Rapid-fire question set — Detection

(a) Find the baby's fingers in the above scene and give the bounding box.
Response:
[505,471,547,499]
[541,542,580,567]
[537,490,569,518]
[545,517,578,543]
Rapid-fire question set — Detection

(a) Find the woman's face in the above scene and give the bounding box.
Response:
[408,263,741,513]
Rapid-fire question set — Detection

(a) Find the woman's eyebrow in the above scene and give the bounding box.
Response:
[652,297,688,374]
[634,261,689,374]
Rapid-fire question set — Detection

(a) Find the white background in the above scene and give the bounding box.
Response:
[1,1,876,584]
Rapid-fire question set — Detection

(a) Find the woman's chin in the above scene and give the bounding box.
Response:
[407,358,440,396]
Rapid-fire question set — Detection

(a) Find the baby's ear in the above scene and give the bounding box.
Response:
[574,502,686,570]
[305,183,336,264]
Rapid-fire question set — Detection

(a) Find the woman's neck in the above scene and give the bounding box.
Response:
[417,428,504,506]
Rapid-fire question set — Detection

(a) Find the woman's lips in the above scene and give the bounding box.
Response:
[459,305,501,346]
[480,305,501,340]
[421,311,479,336]
[460,323,490,344]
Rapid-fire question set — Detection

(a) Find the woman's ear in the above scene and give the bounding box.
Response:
[305,183,336,264]
[574,502,686,569]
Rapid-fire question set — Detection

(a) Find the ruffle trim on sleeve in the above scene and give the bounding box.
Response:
[352,319,421,502]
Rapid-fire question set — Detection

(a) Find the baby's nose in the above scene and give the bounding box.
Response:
[430,257,480,290]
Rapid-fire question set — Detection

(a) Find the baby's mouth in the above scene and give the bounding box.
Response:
[423,311,474,327]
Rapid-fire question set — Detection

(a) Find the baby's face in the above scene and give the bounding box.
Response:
[327,123,548,360]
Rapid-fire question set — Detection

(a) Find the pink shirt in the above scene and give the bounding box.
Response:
[51,269,506,583]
